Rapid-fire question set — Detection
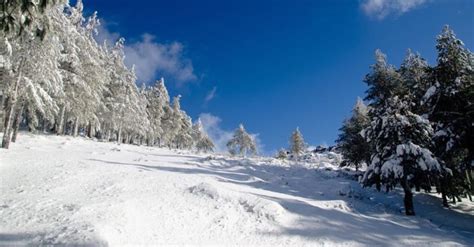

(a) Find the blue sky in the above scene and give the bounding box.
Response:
[80,0,473,154]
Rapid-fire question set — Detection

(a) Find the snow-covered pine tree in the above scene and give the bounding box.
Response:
[0,0,64,38]
[143,80,165,146]
[276,148,288,160]
[75,9,108,139]
[56,2,103,138]
[1,4,69,148]
[169,95,183,148]
[14,30,64,138]
[120,67,150,144]
[289,127,306,159]
[175,114,194,150]
[361,96,449,215]
[102,37,133,142]
[192,119,215,153]
[365,49,404,109]
[337,98,370,171]
[160,103,175,147]
[227,124,257,156]
[399,49,430,113]
[0,39,23,148]
[163,95,194,149]
[423,26,474,203]
[360,48,452,215]
[0,0,206,153]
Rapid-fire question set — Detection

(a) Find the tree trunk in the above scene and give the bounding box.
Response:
[442,193,449,207]
[106,129,111,142]
[2,99,14,149]
[56,105,65,135]
[401,179,415,216]
[62,112,69,135]
[73,118,79,137]
[2,97,15,148]
[42,118,48,133]
[466,169,474,195]
[11,105,23,143]
[375,175,381,192]
[117,127,122,144]
[148,137,154,146]
[2,65,23,149]
[440,177,449,208]
[87,122,92,138]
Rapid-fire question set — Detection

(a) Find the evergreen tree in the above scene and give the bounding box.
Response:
[153,78,171,146]
[399,49,430,112]
[1,4,66,147]
[1,0,64,38]
[424,26,474,204]
[337,98,370,171]
[143,79,165,146]
[167,95,193,149]
[361,49,449,215]
[192,119,214,153]
[0,0,198,151]
[227,124,257,156]
[361,96,448,215]
[276,148,288,160]
[289,127,306,159]
[364,49,404,109]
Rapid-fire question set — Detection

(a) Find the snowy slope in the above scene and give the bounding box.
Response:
[1,133,473,246]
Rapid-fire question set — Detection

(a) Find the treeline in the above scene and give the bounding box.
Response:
[0,1,214,152]
[337,26,473,215]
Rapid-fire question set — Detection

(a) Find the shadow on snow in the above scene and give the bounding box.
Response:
[87,156,474,245]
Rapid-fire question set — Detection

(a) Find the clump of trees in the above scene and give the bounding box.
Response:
[274,127,307,161]
[0,0,214,153]
[337,98,370,171]
[227,124,257,156]
[289,127,306,160]
[192,119,215,153]
[337,26,473,215]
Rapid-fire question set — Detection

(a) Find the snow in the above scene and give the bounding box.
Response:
[422,85,437,104]
[1,133,473,246]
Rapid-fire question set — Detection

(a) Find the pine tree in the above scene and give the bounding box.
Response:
[399,49,430,112]
[0,0,218,154]
[175,114,194,150]
[227,124,257,156]
[337,98,370,171]
[192,119,214,153]
[361,48,450,215]
[1,4,67,147]
[276,148,288,160]
[423,26,474,204]
[364,49,404,109]
[196,136,214,153]
[289,127,306,159]
[0,0,64,38]
[361,96,448,215]
[143,79,166,145]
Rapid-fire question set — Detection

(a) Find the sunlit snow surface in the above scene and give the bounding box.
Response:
[1,133,473,246]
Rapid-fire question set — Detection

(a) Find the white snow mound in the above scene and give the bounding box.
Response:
[187,182,287,223]
[188,182,221,200]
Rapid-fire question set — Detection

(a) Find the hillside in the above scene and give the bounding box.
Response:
[1,134,473,246]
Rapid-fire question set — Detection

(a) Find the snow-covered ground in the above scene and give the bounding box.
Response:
[1,134,473,246]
